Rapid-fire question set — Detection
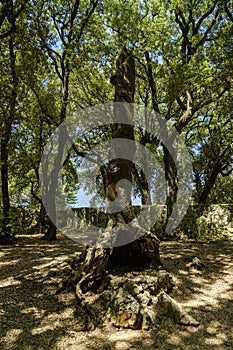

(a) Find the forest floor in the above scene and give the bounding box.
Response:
[0,233,233,350]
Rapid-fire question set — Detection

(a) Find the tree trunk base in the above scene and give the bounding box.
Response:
[65,231,171,330]
[41,220,57,240]
[108,231,162,269]
[69,230,162,301]
[67,262,199,331]
[0,233,16,245]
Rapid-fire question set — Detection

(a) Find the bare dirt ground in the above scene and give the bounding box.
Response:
[0,233,232,350]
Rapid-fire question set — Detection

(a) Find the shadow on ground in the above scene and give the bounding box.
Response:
[0,234,81,350]
[0,234,232,350]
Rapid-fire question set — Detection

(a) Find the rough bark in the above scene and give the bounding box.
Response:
[72,48,137,301]
[72,48,162,308]
[107,48,160,264]
[105,47,136,242]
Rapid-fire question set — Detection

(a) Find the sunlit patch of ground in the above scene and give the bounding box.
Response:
[0,234,232,349]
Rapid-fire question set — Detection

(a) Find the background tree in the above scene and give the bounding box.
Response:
[0,0,24,238]
[0,0,232,242]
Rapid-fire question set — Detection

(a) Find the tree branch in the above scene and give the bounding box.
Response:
[0,2,24,39]
[225,1,233,22]
[176,91,193,133]
[194,0,218,34]
[75,0,99,46]
[145,51,160,113]
[196,10,219,47]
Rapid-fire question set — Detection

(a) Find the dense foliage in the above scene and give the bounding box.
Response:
[0,0,232,239]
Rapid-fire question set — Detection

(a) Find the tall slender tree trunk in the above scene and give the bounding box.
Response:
[0,36,17,239]
[163,146,178,237]
[0,126,11,236]
[145,50,178,236]
[42,55,71,241]
[42,124,68,241]
[198,162,220,205]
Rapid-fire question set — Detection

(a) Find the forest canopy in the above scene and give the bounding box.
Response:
[0,0,232,240]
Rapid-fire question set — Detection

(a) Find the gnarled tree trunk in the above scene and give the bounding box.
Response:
[72,47,162,304]
[107,47,161,267]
